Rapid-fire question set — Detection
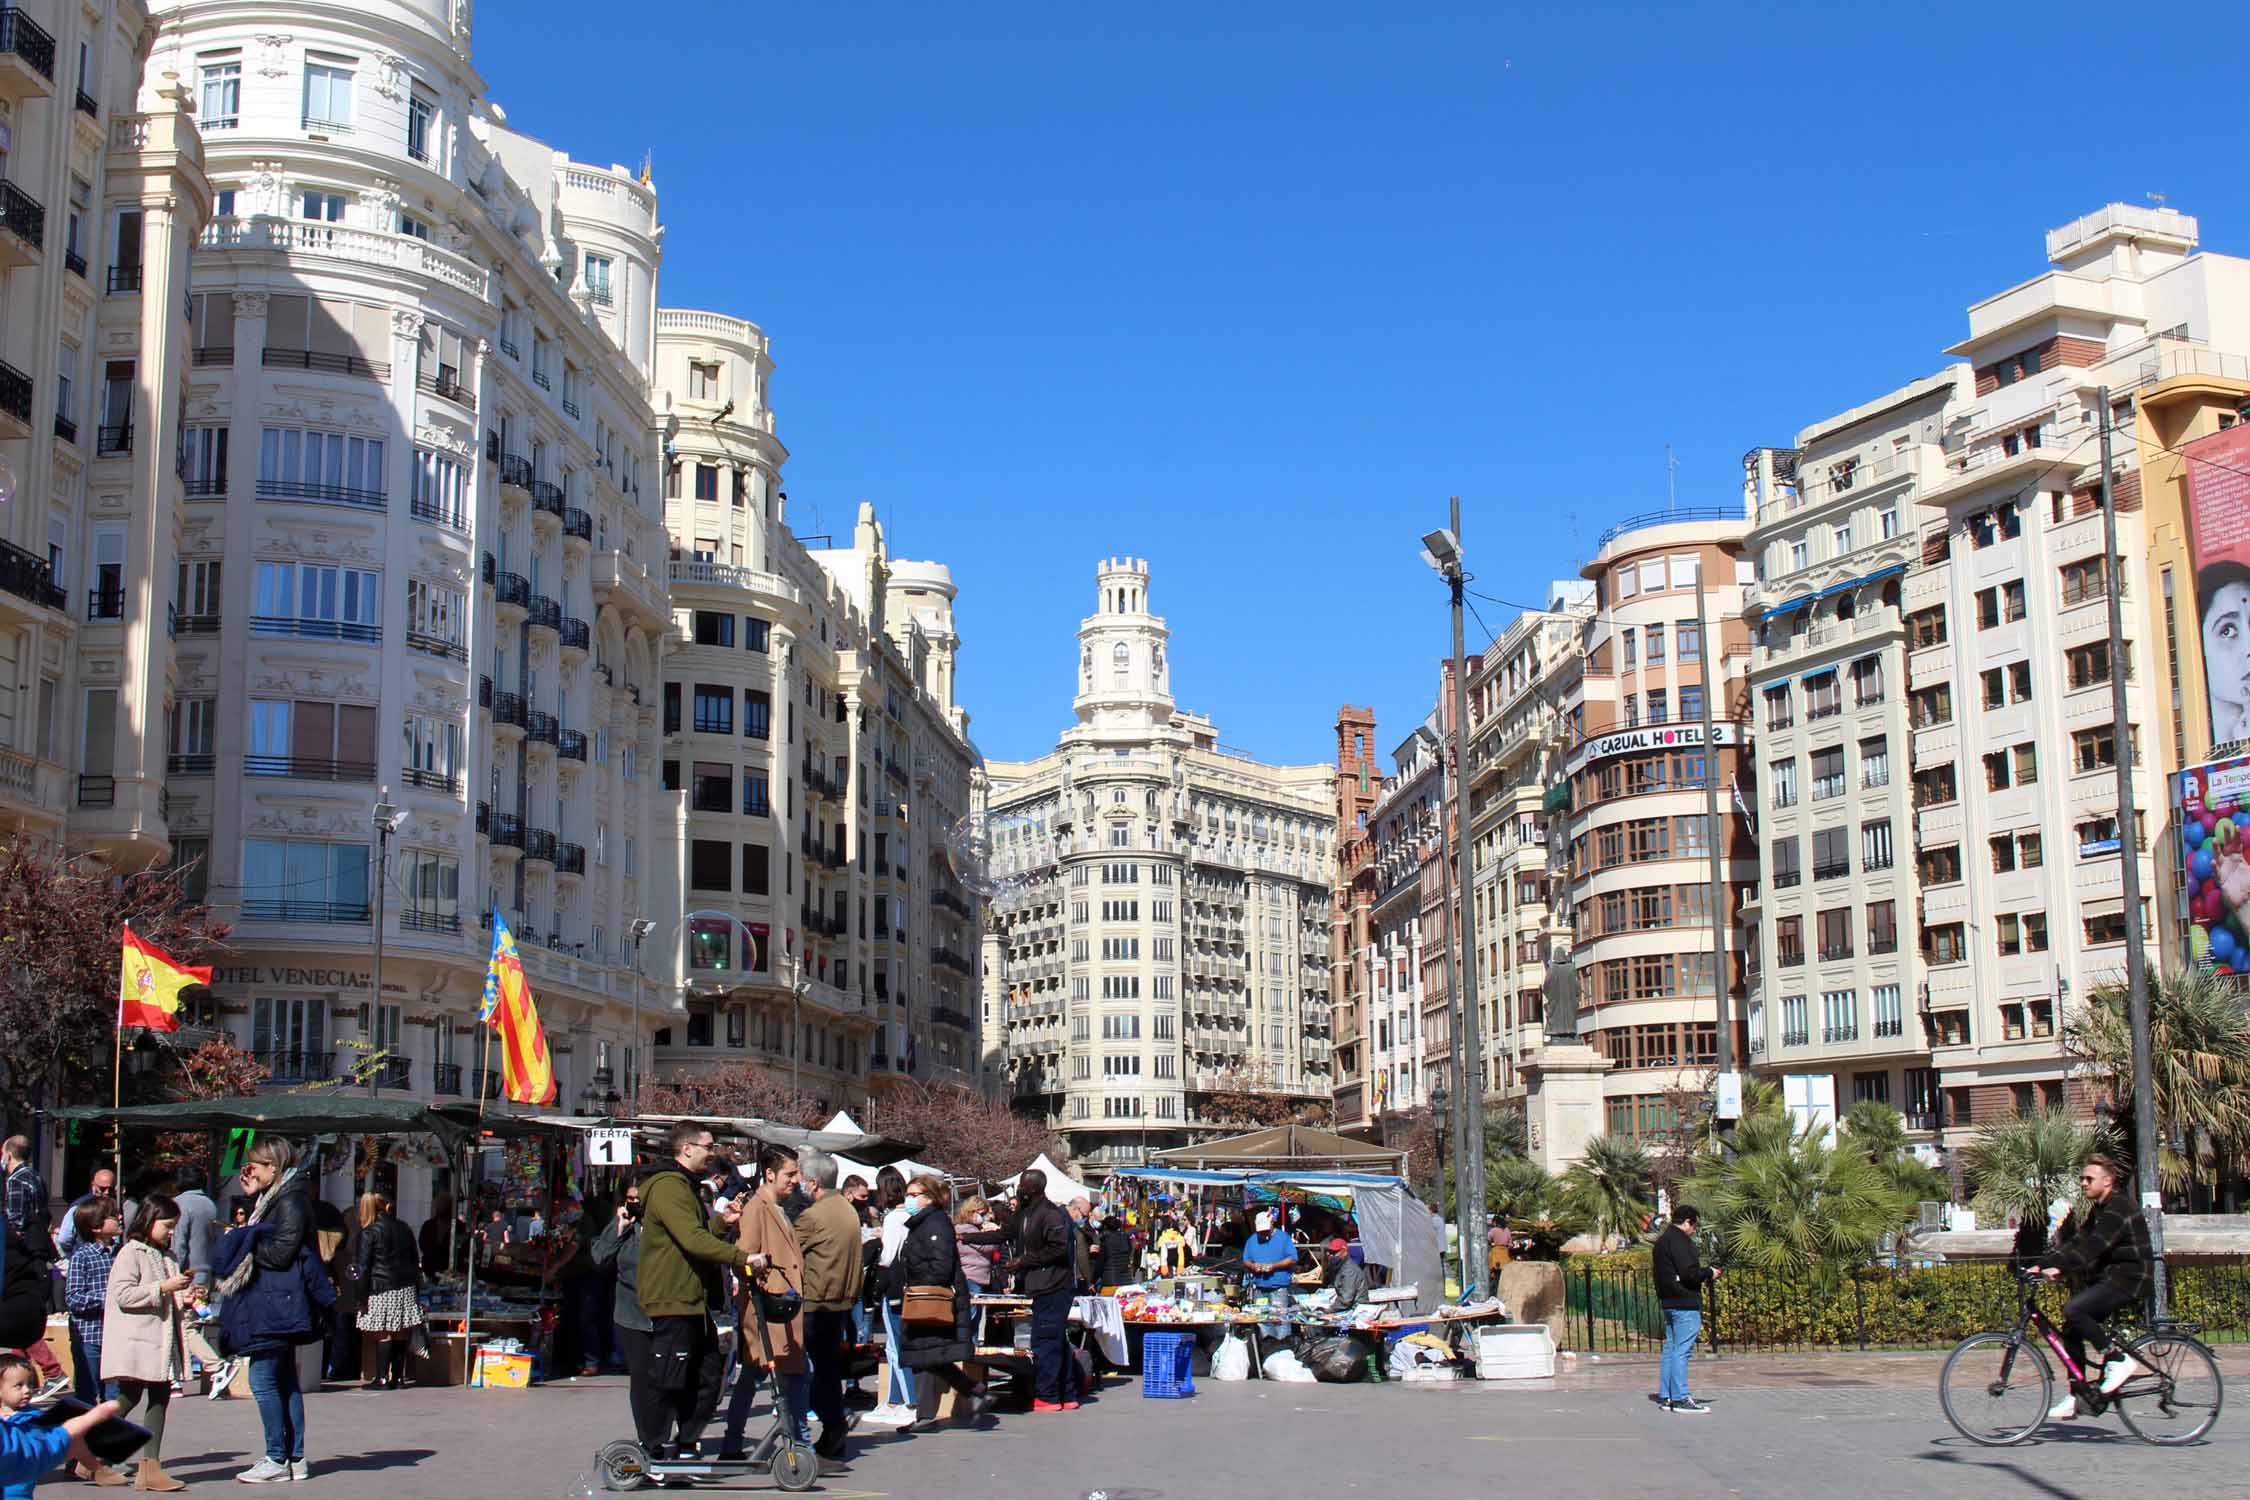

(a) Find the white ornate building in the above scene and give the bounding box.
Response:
[985,558,1335,1165]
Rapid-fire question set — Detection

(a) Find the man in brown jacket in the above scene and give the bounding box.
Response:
[718,1145,810,1459]
[792,1149,863,1459]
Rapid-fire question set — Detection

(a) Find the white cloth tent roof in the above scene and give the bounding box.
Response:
[819,1109,942,1188]
[1001,1152,1094,1205]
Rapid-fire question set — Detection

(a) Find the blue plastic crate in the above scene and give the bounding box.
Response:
[1141,1330,1195,1399]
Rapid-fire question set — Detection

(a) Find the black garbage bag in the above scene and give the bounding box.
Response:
[1301,1334,1365,1383]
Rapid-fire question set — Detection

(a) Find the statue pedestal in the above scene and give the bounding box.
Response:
[1524,1042,1612,1174]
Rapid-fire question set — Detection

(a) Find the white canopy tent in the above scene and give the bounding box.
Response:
[1001,1152,1095,1205]
[819,1109,943,1187]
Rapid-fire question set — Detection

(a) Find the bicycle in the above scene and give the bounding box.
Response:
[1938,1269,2224,1446]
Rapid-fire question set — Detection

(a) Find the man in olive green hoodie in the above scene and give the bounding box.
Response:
[635,1120,758,1459]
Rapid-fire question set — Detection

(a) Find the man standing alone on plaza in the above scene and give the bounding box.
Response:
[792,1150,862,1461]
[1651,1205,1718,1414]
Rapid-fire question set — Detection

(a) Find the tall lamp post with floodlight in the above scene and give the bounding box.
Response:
[1420,503,1489,1299]
[626,916,656,1114]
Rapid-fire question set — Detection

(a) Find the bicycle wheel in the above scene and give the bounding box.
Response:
[2113,1333,2223,1445]
[1940,1332,2053,1446]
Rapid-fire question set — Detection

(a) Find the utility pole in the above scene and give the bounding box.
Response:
[1422,498,1488,1298]
[2098,386,2166,1315]
[370,791,400,1096]
[1695,568,1734,1090]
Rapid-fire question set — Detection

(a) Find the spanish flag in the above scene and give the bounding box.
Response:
[482,912,556,1105]
[118,923,210,1032]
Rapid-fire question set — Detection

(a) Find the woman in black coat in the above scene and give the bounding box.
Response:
[1096,1216,1135,1289]
[886,1175,986,1414]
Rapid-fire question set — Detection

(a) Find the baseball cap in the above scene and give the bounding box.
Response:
[1327,1236,1349,1253]
[1254,1210,1273,1232]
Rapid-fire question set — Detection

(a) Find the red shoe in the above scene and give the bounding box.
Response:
[1062,1400,1081,1410]
[1031,1399,1065,1413]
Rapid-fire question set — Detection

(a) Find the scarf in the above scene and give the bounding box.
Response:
[214,1166,302,1300]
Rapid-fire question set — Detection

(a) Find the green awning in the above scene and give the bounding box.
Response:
[1542,780,1572,814]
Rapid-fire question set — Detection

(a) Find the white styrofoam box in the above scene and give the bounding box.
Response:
[1473,1323,1557,1379]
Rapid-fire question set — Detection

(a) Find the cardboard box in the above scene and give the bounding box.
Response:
[471,1349,532,1389]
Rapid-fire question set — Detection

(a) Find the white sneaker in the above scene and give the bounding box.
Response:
[2046,1395,2079,1422]
[235,1458,292,1483]
[857,1403,916,1429]
[209,1359,241,1399]
[31,1375,68,1406]
[290,1460,310,1482]
[2099,1357,2134,1395]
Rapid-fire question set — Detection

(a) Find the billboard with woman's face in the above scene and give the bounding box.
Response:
[2185,422,2250,750]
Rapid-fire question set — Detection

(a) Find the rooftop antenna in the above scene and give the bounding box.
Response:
[1667,443,1679,514]
[2147,191,2167,207]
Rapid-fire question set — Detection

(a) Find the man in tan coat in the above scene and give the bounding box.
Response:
[792,1149,863,1459]
[717,1145,810,1459]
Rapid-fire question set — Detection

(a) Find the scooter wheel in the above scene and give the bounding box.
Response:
[596,1439,649,1492]
[771,1442,820,1493]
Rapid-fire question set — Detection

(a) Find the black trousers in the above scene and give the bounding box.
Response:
[1030,1288,1079,1404]
[643,1314,726,1454]
[804,1308,848,1448]
[2060,1282,2135,1379]
[613,1325,670,1450]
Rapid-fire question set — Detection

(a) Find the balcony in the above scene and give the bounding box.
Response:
[201,216,486,300]
[257,478,385,512]
[562,508,593,545]
[529,480,565,520]
[87,588,124,621]
[555,841,586,876]
[499,453,533,491]
[931,1005,975,1032]
[490,812,524,851]
[558,729,588,762]
[527,595,560,633]
[77,774,114,807]
[166,753,214,777]
[401,766,459,794]
[407,630,468,663]
[1818,944,1855,963]
[0,358,30,439]
[74,86,93,118]
[414,368,474,409]
[96,424,132,455]
[480,552,495,587]
[473,1068,504,1102]
[260,347,387,381]
[240,899,370,923]
[559,616,590,656]
[492,691,528,730]
[0,540,65,612]
[432,1062,464,1097]
[255,1050,335,1085]
[249,616,379,644]
[1813,861,1851,882]
[245,755,376,783]
[477,674,493,709]
[475,800,489,835]
[524,827,558,865]
[63,248,83,278]
[494,572,530,611]
[368,1057,412,1091]
[397,906,460,935]
[0,9,58,102]
[526,710,559,747]
[0,179,43,265]
[106,263,141,294]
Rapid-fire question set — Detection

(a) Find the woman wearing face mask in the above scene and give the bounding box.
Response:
[889,1175,987,1426]
[101,1195,193,1491]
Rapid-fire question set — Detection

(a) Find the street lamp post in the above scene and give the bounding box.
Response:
[1421,501,1489,1300]
[627,917,656,1115]
[787,956,810,1102]
[369,791,402,1097]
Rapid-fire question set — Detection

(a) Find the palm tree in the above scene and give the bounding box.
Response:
[1843,1099,1950,1206]
[1687,1087,1915,1277]
[2069,968,2250,1198]
[1485,1155,1586,1259]
[1483,1098,1529,1161]
[1562,1135,1654,1248]
[1958,1107,2106,1227]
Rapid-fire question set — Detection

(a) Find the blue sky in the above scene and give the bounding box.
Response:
[477,2,2247,769]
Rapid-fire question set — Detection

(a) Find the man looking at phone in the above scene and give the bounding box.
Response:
[1651,1205,1719,1414]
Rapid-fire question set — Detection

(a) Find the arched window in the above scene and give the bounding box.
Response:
[1112,640,1130,686]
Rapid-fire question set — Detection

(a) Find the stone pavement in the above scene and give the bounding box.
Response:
[123,1350,2245,1498]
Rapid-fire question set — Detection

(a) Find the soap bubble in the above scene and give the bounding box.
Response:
[945,811,1041,902]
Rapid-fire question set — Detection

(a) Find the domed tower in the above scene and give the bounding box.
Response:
[1073,557,1173,733]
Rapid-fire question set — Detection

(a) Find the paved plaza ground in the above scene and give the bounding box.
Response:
[121,1346,2249,1499]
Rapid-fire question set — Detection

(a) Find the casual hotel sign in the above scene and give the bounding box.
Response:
[1562,721,1744,780]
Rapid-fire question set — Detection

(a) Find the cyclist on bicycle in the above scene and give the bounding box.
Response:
[2035,1153,2152,1421]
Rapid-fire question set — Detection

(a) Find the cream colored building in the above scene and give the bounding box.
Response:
[646,305,983,1109]
[0,2,209,858]
[988,558,1334,1165]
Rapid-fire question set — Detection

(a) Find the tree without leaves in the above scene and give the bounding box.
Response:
[642,1061,827,1132]
[1191,1060,1334,1131]
[0,841,229,1130]
[125,1038,269,1179]
[861,1081,1067,1186]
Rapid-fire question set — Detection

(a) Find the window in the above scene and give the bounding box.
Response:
[303,61,355,132]
[741,843,770,895]
[398,212,430,242]
[1923,922,1967,965]
[690,840,732,892]
[1879,505,1899,540]
[402,713,462,790]
[694,464,719,502]
[1769,758,1797,808]
[1996,913,2022,956]
[1851,655,1883,705]
[407,91,434,162]
[745,618,771,652]
[1834,519,1854,555]
[688,362,720,402]
[1918,843,1961,884]
[2061,556,2119,607]
[692,685,733,735]
[584,254,613,306]
[1770,837,1800,888]
[1790,539,1809,572]
[1984,745,2037,790]
[2085,910,2129,946]
[1860,736,1889,789]
[1780,995,1809,1047]
[1775,915,1803,967]
[260,427,385,506]
[1818,907,1853,962]
[1906,606,1947,648]
[2076,814,2125,856]
[2073,724,2117,773]
[693,611,735,647]
[1810,746,1845,801]
[1811,826,1849,881]
[1821,989,1858,1043]
[1763,684,1792,729]
[248,699,378,780]
[1678,685,1704,722]
[410,449,466,527]
[1678,621,1701,662]
[1862,819,1893,871]
[252,562,380,641]
[1909,683,1952,728]
[242,839,370,921]
[744,690,771,740]
[1912,763,1957,808]
[404,578,466,658]
[200,58,240,129]
[1805,671,1840,720]
[742,772,770,816]
[1867,901,1897,955]
[2066,640,2119,689]
[1991,833,2019,872]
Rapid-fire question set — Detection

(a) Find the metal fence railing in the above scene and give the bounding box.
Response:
[1561,1258,2250,1355]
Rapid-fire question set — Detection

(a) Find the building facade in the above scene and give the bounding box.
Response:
[989,558,1335,1165]
[1326,704,1377,1131]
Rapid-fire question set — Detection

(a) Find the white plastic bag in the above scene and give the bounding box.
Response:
[1262,1349,1317,1383]
[1210,1331,1250,1382]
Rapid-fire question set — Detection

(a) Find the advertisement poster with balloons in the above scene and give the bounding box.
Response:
[2182,420,2250,753]
[2179,755,2250,972]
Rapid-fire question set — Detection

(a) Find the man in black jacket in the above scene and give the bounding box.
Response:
[1006,1172,1081,1411]
[2037,1154,2152,1421]
[1650,1205,1718,1414]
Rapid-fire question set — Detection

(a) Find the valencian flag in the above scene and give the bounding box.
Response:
[483,912,557,1104]
[118,923,211,1032]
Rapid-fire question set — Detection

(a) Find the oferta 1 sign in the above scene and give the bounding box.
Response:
[1562,720,1744,779]
[2178,754,2250,972]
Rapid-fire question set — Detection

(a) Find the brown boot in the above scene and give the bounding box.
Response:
[135,1460,186,1492]
[86,1462,130,1487]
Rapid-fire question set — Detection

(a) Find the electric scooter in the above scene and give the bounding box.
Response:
[597,1270,820,1492]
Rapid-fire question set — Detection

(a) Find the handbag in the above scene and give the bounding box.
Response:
[900,1284,954,1327]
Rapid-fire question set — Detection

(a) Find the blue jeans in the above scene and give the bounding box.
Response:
[1659,1309,1701,1403]
[67,1327,102,1407]
[247,1350,305,1463]
[720,1357,812,1449]
[879,1303,914,1406]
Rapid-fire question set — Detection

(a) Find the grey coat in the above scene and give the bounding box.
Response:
[174,1190,220,1285]
[590,1214,651,1333]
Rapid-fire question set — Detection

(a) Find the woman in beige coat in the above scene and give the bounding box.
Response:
[103,1194,192,1491]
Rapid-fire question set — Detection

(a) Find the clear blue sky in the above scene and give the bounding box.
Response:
[477,2,2246,769]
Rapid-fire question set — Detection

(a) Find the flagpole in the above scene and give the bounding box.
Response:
[113,924,129,1202]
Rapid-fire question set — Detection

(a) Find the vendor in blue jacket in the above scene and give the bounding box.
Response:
[1241,1211,1302,1330]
